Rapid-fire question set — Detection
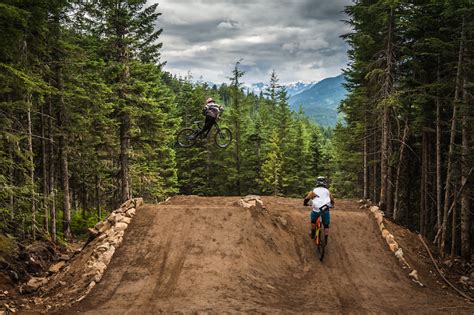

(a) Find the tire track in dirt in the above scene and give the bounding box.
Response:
[66,196,472,314]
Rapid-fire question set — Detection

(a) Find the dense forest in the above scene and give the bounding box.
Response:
[0,0,329,242]
[0,0,472,262]
[336,0,473,260]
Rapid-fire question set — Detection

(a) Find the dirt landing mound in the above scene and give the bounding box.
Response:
[66,196,472,314]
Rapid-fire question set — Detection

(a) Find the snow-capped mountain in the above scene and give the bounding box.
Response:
[244,81,314,97]
[245,82,268,95]
[285,81,315,97]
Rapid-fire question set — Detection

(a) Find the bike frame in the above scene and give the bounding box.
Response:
[315,216,322,245]
[192,118,222,139]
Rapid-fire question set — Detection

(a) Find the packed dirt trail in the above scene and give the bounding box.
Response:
[67,196,471,314]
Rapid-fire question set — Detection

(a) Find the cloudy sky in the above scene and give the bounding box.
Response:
[153,0,353,85]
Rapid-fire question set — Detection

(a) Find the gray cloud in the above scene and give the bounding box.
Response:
[298,0,352,20]
[152,0,353,84]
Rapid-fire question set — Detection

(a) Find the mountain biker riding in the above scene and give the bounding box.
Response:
[304,176,334,243]
[190,97,223,140]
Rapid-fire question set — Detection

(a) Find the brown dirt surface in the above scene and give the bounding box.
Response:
[62,196,473,314]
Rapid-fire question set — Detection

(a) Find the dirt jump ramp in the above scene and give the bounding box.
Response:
[66,196,471,314]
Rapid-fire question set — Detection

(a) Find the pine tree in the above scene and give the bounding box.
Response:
[226,62,248,195]
[90,0,166,203]
[259,130,283,195]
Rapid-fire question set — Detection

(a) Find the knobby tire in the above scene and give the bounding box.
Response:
[176,128,197,148]
[214,127,232,148]
[316,226,326,262]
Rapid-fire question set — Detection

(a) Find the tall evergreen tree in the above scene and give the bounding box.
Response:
[90,0,163,202]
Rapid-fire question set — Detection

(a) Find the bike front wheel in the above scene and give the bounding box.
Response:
[176,128,197,148]
[214,127,232,148]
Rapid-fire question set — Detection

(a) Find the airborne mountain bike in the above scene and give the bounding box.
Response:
[176,119,232,148]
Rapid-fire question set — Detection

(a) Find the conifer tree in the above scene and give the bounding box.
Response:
[226,62,248,195]
[260,130,283,195]
[90,0,166,202]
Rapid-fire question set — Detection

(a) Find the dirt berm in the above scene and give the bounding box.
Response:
[66,196,472,314]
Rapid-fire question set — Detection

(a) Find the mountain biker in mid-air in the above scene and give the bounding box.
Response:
[189,97,223,140]
[304,176,334,244]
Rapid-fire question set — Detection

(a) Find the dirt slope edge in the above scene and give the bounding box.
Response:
[367,203,423,285]
[6,198,144,313]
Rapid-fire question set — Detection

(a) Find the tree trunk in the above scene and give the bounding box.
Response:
[380,107,389,212]
[441,17,465,255]
[116,4,131,203]
[27,98,36,240]
[424,141,431,237]
[436,97,442,246]
[379,6,395,212]
[386,139,394,217]
[48,99,56,242]
[393,119,408,221]
[56,69,71,239]
[50,8,71,240]
[372,134,378,203]
[41,104,49,233]
[363,128,368,200]
[460,79,471,261]
[420,131,427,236]
[451,196,457,261]
[59,121,71,239]
[120,111,130,202]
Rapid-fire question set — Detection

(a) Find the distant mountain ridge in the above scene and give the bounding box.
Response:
[288,75,347,127]
[204,74,348,127]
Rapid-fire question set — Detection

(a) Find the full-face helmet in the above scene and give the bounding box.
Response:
[316,176,328,188]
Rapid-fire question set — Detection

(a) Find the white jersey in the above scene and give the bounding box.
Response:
[311,187,331,212]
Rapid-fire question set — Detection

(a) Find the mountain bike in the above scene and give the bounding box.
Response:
[307,204,329,262]
[314,214,326,262]
[176,119,232,148]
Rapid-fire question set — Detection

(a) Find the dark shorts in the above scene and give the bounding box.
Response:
[310,210,330,228]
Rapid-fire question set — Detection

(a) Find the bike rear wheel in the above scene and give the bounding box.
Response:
[176,128,197,148]
[316,228,326,261]
[214,127,232,148]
